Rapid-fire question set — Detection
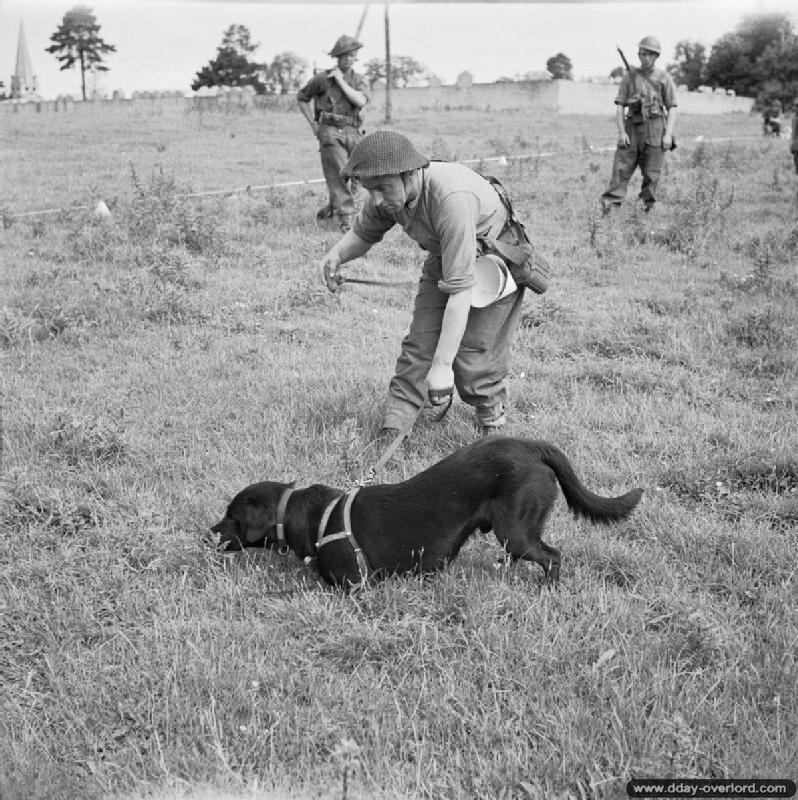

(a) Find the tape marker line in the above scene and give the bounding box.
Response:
[6,136,771,219]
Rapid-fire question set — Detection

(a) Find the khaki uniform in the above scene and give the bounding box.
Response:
[601,66,677,211]
[352,161,526,430]
[297,69,369,220]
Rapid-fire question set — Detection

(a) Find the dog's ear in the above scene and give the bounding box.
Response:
[243,498,276,544]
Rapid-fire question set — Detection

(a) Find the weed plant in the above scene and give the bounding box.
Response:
[1,105,796,800]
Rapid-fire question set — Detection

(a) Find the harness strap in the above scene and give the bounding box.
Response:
[274,484,294,555]
[316,495,344,549]
[316,488,370,583]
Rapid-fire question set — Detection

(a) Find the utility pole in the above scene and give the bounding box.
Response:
[384,2,392,123]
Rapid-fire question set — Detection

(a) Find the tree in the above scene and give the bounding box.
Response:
[192,25,267,94]
[46,5,116,101]
[364,58,386,89]
[269,52,307,94]
[363,56,427,88]
[392,56,428,88]
[220,24,258,56]
[705,12,796,100]
[668,40,708,90]
[546,53,573,80]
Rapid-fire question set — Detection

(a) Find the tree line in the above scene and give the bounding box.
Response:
[666,12,797,104]
[44,6,798,107]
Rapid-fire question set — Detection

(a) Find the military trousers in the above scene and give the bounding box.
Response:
[382,265,526,432]
[601,122,666,211]
[318,124,362,219]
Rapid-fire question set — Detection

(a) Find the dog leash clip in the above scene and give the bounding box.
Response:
[355,470,376,488]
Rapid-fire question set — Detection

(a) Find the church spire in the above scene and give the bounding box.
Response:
[11,20,39,99]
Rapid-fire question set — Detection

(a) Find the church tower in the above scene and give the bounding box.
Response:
[10,20,39,99]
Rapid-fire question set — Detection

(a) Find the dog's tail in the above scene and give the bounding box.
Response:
[539,443,643,524]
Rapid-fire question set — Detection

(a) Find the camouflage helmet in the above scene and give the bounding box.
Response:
[329,35,363,57]
[638,36,661,55]
[341,131,430,179]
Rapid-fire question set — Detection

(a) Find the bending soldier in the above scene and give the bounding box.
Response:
[297,35,369,232]
[319,131,546,438]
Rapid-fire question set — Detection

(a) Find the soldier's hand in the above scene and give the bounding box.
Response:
[329,67,344,83]
[320,254,343,293]
[662,133,673,150]
[618,132,630,148]
[426,364,455,407]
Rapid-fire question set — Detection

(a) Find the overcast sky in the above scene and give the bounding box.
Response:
[1,0,795,99]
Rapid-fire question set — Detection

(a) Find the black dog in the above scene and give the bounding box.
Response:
[211,437,643,587]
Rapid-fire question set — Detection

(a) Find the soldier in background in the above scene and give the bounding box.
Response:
[297,35,369,232]
[791,103,798,173]
[600,36,678,214]
[762,99,783,136]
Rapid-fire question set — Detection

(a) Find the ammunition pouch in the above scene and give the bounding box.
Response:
[478,176,551,295]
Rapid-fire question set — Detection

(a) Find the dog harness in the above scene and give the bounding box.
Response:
[274,484,295,556]
[315,488,370,583]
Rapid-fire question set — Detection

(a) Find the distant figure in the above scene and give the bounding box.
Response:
[791,106,798,174]
[297,35,369,232]
[600,36,678,214]
[763,99,783,137]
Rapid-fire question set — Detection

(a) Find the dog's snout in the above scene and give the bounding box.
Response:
[210,518,226,534]
[211,516,243,549]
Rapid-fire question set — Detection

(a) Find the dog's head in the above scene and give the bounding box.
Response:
[211,481,292,551]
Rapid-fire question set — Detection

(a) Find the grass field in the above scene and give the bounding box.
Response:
[1,101,797,800]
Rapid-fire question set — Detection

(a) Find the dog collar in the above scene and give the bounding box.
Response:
[274,484,294,556]
[316,488,370,583]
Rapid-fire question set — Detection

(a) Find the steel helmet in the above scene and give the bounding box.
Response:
[638,36,661,54]
[329,35,363,57]
[341,131,430,179]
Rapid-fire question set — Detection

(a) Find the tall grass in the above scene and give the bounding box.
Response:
[1,104,796,800]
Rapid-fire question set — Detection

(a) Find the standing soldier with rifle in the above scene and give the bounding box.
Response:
[297,35,370,232]
[600,36,678,214]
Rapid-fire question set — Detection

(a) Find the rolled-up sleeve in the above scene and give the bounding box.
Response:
[353,73,370,106]
[436,192,480,294]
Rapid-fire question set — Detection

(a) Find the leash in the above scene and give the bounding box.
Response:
[355,422,416,487]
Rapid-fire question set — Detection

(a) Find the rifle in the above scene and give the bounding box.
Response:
[616,45,631,72]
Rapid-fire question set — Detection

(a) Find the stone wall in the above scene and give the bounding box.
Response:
[556,79,753,115]
[367,79,560,114]
[1,79,755,116]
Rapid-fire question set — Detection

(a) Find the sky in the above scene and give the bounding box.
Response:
[1,0,796,100]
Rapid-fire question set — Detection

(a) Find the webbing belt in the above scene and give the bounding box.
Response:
[319,112,360,127]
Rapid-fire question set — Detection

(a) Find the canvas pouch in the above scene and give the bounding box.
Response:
[478,175,552,295]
